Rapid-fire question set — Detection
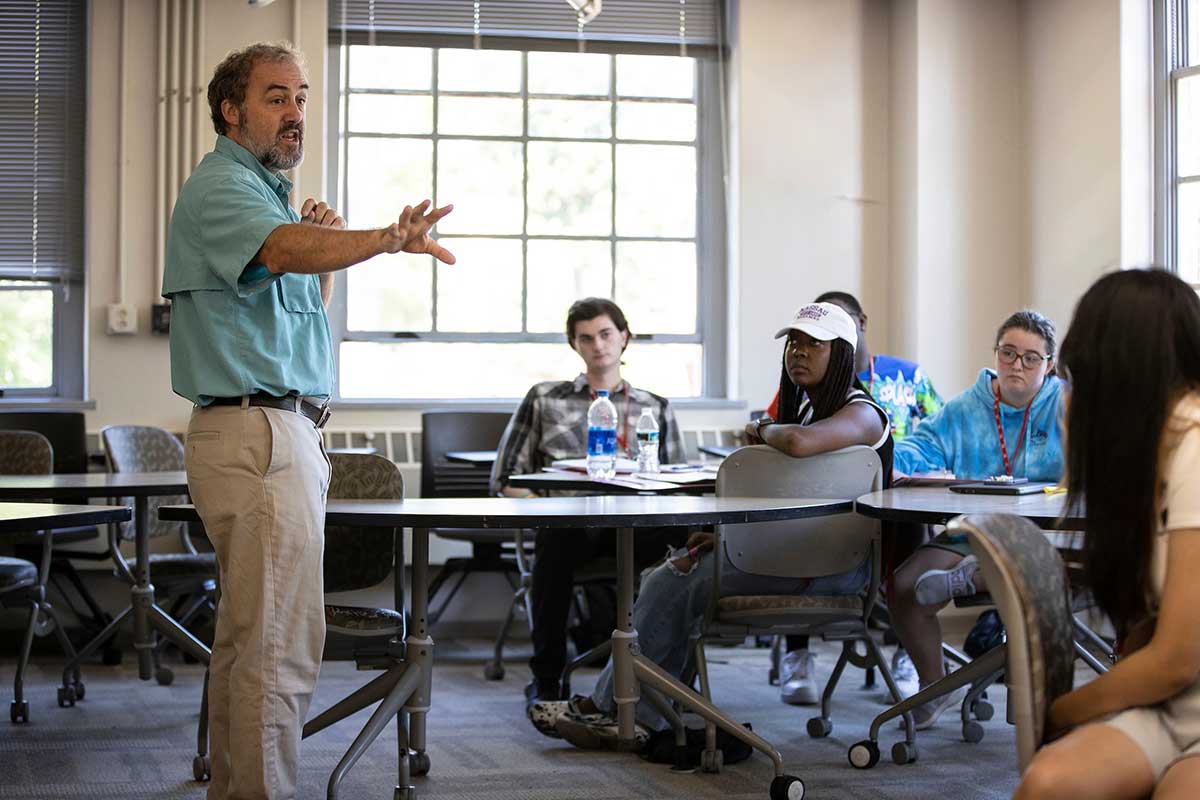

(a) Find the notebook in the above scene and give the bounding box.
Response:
[949,481,1057,496]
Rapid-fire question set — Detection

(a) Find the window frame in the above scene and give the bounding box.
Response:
[324,41,728,405]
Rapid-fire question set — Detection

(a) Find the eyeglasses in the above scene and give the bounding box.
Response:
[995,346,1050,369]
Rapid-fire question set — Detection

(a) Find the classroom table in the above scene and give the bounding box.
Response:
[698,443,738,459]
[163,495,849,798]
[0,472,208,686]
[847,485,1089,767]
[506,469,715,494]
[0,502,131,534]
[443,450,497,465]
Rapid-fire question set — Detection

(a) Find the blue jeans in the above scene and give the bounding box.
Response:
[589,553,869,730]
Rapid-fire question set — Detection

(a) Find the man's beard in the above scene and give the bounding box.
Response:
[245,119,304,171]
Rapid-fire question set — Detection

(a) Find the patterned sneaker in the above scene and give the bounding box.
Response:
[527,694,588,739]
[555,707,651,752]
[779,649,818,705]
[914,556,980,606]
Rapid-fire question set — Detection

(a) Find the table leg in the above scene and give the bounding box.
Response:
[132,495,155,680]
[612,527,640,747]
[405,527,433,769]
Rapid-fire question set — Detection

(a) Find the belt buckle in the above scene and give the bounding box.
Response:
[314,400,332,430]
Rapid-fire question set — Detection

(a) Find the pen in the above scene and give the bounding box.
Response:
[1043,485,1067,495]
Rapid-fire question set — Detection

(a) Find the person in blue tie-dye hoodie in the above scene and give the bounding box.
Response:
[888,309,1065,729]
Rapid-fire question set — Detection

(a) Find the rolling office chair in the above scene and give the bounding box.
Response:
[0,430,83,722]
[420,410,533,680]
[689,444,912,773]
[101,425,217,685]
[0,411,118,661]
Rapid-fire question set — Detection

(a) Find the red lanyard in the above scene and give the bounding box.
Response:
[993,386,1032,477]
[866,355,876,395]
[591,385,631,453]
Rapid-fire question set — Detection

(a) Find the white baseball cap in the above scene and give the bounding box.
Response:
[774,302,858,350]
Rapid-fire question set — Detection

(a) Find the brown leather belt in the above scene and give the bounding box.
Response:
[207,393,332,429]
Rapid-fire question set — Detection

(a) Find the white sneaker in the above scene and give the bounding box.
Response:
[898,684,968,731]
[779,649,818,705]
[914,556,980,606]
[882,649,919,703]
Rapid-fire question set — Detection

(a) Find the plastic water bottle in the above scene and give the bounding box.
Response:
[635,408,660,473]
[586,390,618,479]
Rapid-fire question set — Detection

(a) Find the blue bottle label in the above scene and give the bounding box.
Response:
[588,427,617,456]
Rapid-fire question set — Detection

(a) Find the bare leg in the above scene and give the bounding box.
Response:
[1015,723,1155,800]
[1154,754,1200,799]
[890,549,962,684]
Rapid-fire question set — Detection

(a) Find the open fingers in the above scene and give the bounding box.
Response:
[427,239,456,265]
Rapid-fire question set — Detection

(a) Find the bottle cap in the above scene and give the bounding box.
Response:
[596,390,608,397]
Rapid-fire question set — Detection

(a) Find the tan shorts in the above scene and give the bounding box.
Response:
[1105,704,1200,780]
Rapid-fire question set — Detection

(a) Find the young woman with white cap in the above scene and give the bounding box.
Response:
[527,302,894,750]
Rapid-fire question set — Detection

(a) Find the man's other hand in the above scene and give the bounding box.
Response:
[299,198,346,229]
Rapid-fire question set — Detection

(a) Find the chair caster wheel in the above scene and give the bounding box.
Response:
[962,720,985,743]
[57,686,76,707]
[409,751,431,776]
[394,786,416,800]
[155,666,175,686]
[10,700,29,723]
[72,681,85,700]
[102,646,123,666]
[482,661,505,681]
[806,716,832,738]
[973,699,995,721]
[700,748,723,773]
[891,740,918,765]
[769,774,805,800]
[192,754,211,781]
[848,740,879,769]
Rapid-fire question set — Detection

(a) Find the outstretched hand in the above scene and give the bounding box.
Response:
[381,199,455,264]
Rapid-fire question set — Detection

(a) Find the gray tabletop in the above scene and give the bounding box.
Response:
[444,450,497,465]
[162,495,851,530]
[0,502,131,534]
[0,471,190,499]
[855,486,1082,529]
[507,471,711,494]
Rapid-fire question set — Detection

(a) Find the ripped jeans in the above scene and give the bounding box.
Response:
[588,552,869,730]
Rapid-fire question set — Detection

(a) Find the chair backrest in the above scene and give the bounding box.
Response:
[952,513,1075,773]
[100,425,186,541]
[324,452,404,593]
[420,411,511,498]
[0,430,53,475]
[716,445,882,579]
[0,411,87,474]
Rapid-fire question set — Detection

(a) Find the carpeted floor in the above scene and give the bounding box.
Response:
[0,637,1023,800]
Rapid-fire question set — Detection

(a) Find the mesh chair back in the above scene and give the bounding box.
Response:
[420,411,511,498]
[716,445,882,578]
[324,452,404,593]
[100,425,186,542]
[0,411,87,474]
[952,513,1075,773]
[0,430,53,475]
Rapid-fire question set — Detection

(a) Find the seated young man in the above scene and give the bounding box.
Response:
[764,290,943,704]
[888,310,1065,729]
[489,297,687,714]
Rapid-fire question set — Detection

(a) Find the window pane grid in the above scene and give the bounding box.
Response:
[343,46,699,339]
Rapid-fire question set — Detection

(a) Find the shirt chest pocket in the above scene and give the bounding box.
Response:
[277,273,322,313]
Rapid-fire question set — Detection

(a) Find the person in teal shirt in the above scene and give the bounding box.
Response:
[164,42,454,800]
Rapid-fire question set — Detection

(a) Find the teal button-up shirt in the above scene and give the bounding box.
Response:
[162,135,334,406]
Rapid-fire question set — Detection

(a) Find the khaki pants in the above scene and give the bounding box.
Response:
[186,404,330,800]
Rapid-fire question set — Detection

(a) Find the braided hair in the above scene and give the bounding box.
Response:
[775,338,862,424]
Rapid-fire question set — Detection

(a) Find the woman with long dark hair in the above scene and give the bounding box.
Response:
[1016,269,1200,799]
[526,302,894,749]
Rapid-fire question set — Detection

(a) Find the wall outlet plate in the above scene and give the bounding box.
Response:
[106,303,138,335]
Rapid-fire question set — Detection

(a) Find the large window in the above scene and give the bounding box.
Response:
[326,3,727,402]
[0,0,86,400]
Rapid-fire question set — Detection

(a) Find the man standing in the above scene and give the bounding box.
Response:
[163,42,453,800]
[489,298,687,731]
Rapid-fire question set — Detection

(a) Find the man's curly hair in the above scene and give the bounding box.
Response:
[207,42,305,135]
